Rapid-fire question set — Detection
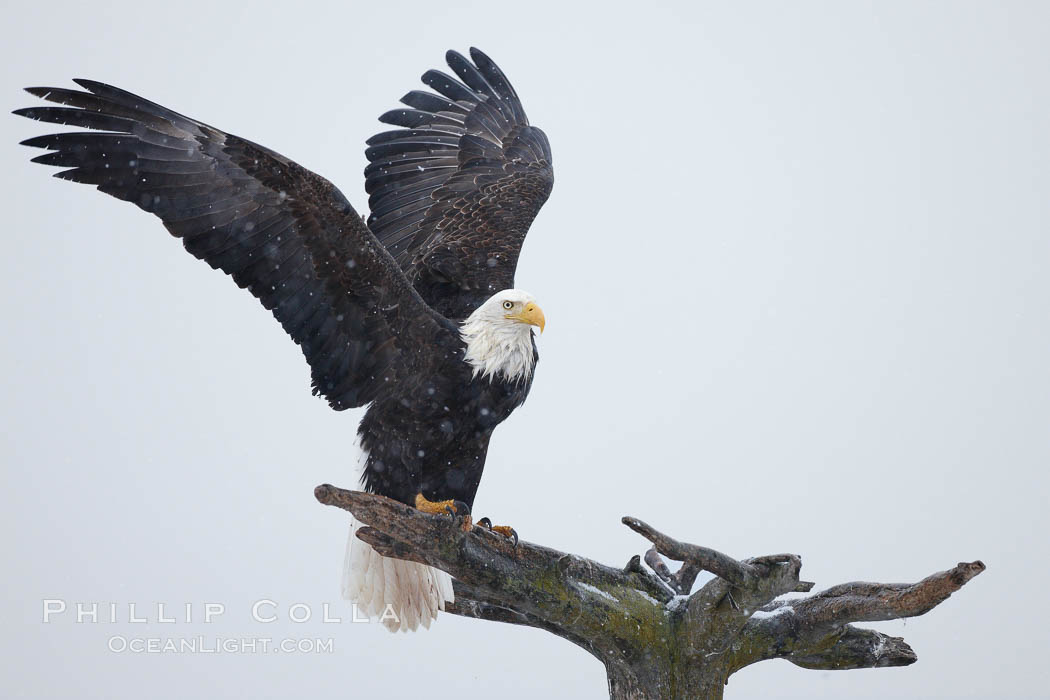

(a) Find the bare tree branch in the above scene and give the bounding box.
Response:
[315,485,983,700]
[622,516,758,588]
[675,560,704,595]
[643,547,677,589]
[787,561,987,627]
[788,626,918,670]
[728,561,985,675]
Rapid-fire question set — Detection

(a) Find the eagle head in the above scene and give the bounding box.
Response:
[460,289,544,382]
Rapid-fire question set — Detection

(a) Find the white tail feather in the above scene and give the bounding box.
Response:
[342,518,453,632]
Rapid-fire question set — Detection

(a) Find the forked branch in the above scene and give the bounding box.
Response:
[315,484,983,700]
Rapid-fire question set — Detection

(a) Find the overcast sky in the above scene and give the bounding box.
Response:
[2,2,1047,698]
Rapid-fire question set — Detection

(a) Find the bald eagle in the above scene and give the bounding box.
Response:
[15,48,553,632]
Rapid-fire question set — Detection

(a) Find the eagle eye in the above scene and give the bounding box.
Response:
[502,300,514,310]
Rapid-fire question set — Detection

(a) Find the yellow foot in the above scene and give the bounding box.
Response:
[477,517,519,546]
[414,493,473,532]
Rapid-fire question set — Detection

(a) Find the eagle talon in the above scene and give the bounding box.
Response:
[474,517,518,546]
[415,493,470,521]
[495,526,519,547]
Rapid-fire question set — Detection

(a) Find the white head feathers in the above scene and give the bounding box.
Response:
[460,289,544,382]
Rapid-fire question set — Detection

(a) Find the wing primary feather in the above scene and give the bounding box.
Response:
[420,69,478,104]
[445,50,498,100]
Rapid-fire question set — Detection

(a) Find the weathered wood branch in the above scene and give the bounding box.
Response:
[624,517,759,589]
[786,625,918,670]
[315,484,983,700]
[784,561,986,626]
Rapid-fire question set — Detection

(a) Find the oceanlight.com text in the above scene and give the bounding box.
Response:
[106,636,335,654]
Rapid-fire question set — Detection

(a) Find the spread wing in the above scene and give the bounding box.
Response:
[365,48,554,320]
[15,80,457,410]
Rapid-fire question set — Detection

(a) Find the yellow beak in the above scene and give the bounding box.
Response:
[508,302,546,333]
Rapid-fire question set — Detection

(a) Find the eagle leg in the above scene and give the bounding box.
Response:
[476,517,519,546]
[414,493,473,532]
